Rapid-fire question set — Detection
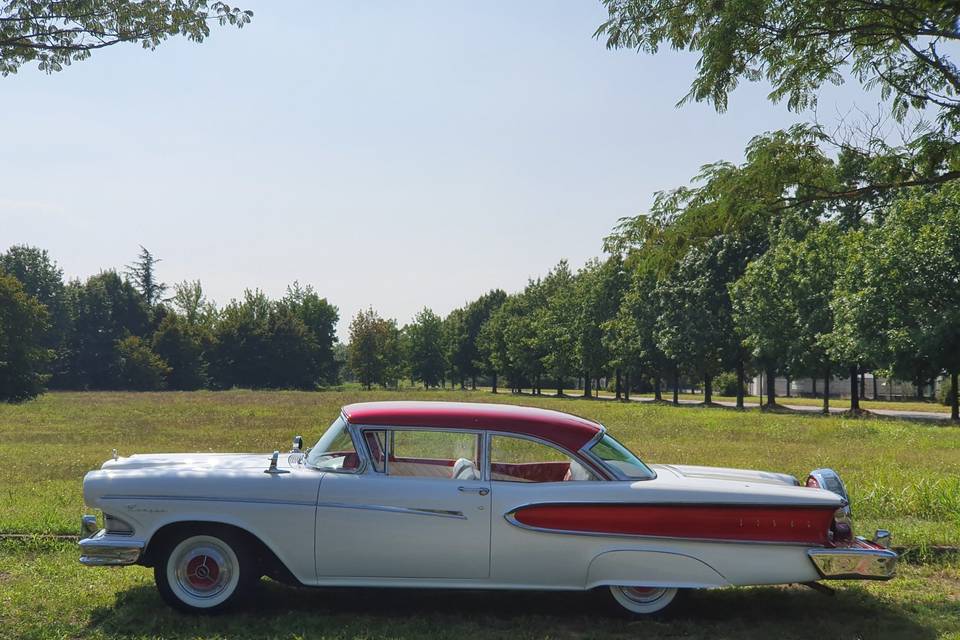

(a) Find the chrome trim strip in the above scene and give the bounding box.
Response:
[99,495,317,507]
[316,501,467,520]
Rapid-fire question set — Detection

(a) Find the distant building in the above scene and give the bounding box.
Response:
[748,373,942,400]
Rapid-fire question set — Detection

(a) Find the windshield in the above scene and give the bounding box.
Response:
[588,433,655,480]
[305,416,360,472]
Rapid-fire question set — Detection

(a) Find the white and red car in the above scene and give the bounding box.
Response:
[80,401,896,615]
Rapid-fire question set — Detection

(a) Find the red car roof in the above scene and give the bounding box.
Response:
[341,401,603,452]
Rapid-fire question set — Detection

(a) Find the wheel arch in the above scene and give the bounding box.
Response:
[585,549,729,590]
[142,520,301,586]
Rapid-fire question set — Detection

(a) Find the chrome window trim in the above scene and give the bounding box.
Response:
[485,431,610,482]
[303,413,368,475]
[580,428,657,482]
[352,424,486,481]
[99,494,318,507]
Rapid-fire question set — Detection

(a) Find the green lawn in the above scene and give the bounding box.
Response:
[1,390,959,639]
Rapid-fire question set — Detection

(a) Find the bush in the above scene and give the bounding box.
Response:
[116,336,170,390]
[714,371,741,396]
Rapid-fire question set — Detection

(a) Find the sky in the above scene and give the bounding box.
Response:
[2,1,880,340]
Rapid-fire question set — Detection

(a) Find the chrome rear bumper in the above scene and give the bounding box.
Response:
[79,516,144,566]
[808,532,897,580]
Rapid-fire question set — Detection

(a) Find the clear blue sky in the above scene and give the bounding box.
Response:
[2,1,875,339]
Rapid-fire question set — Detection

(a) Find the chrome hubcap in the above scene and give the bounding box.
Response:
[174,543,232,599]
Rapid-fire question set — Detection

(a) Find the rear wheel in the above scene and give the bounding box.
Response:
[154,530,256,613]
[608,586,679,616]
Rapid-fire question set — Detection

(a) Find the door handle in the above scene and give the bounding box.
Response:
[458,486,489,496]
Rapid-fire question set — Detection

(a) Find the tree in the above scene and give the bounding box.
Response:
[116,335,170,390]
[732,223,845,411]
[347,308,400,390]
[463,289,507,389]
[1,1,252,75]
[442,307,469,389]
[597,0,960,199]
[835,184,960,419]
[576,256,626,398]
[207,290,270,389]
[152,312,209,390]
[0,245,69,384]
[407,308,446,388]
[171,280,216,327]
[0,272,50,401]
[655,236,749,405]
[64,271,151,388]
[279,282,340,385]
[535,261,579,396]
[126,246,167,307]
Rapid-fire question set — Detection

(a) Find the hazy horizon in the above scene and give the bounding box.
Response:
[3,1,879,340]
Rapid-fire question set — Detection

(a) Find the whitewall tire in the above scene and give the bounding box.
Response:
[608,586,679,616]
[155,531,254,613]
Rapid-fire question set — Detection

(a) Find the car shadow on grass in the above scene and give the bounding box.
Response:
[86,579,941,640]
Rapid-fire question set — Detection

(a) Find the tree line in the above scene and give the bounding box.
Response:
[344,181,959,421]
[0,246,339,399]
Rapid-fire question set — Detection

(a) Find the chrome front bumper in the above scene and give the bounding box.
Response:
[78,515,144,567]
[808,531,897,580]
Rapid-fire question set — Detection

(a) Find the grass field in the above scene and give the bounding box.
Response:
[1,390,959,639]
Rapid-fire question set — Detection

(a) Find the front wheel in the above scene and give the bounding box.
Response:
[154,531,255,613]
[608,586,680,616]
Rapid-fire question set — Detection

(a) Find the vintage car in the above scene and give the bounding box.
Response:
[79,401,897,615]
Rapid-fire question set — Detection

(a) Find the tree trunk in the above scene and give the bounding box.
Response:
[785,375,792,398]
[557,379,563,397]
[584,371,591,398]
[615,369,622,400]
[624,371,631,401]
[766,366,776,406]
[849,365,860,411]
[654,375,662,401]
[491,372,498,394]
[888,377,893,401]
[704,373,713,404]
[735,359,745,409]
[872,375,877,400]
[859,369,866,399]
[823,367,831,414]
[952,370,959,421]
[812,377,818,397]
[672,365,679,405]
[471,375,476,390]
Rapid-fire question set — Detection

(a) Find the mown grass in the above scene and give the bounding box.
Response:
[1,539,958,640]
[1,390,959,638]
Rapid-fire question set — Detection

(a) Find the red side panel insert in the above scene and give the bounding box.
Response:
[511,504,835,545]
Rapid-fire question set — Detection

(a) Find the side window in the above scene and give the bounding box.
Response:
[363,430,386,473]
[489,435,597,483]
[387,430,481,480]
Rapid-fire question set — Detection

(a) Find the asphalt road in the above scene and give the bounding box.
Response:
[545,391,954,422]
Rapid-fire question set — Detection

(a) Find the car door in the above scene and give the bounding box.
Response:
[313,427,491,579]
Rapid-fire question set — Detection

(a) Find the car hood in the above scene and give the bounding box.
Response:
[100,452,281,472]
[650,464,799,487]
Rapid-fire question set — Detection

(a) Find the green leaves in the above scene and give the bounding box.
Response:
[0,1,252,75]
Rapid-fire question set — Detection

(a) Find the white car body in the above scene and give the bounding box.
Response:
[79,401,897,614]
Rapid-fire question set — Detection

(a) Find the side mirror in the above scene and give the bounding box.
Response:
[291,436,303,452]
